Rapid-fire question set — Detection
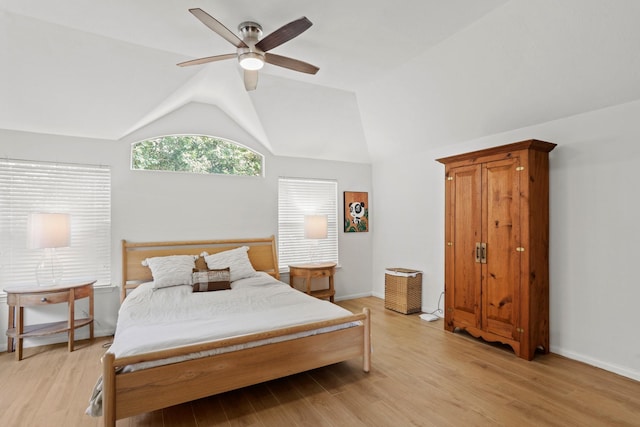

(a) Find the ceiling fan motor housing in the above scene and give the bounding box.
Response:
[237,21,265,69]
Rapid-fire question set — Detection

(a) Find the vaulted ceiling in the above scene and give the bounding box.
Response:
[2,1,640,163]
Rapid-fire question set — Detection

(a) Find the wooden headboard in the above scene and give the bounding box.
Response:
[120,236,280,301]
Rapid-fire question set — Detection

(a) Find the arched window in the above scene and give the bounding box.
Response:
[131,135,263,177]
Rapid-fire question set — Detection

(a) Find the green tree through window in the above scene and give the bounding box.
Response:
[132,135,263,176]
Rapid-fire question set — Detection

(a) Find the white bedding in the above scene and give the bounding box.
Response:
[87,272,357,416]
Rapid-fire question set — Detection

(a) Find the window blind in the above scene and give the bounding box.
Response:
[278,177,338,270]
[0,159,111,289]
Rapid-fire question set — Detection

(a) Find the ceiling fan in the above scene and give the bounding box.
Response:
[177,8,320,91]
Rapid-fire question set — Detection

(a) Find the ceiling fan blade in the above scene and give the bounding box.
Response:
[177,53,237,67]
[265,53,319,75]
[244,70,258,91]
[255,17,312,52]
[189,8,248,48]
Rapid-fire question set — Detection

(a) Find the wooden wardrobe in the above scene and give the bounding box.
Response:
[436,140,556,360]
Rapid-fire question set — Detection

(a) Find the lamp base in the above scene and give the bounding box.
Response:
[309,240,321,264]
[36,248,64,286]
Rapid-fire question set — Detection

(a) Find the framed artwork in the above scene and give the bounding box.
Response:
[344,191,369,232]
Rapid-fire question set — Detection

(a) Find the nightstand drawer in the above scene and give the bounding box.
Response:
[9,290,70,306]
[309,269,333,278]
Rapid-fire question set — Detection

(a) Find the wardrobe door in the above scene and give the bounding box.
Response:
[481,158,521,340]
[445,164,482,330]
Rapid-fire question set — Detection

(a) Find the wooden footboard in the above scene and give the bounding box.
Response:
[102,308,371,426]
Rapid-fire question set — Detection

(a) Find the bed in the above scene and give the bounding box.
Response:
[92,236,371,427]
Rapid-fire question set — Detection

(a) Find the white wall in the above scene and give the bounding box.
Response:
[371,99,640,381]
[0,102,373,351]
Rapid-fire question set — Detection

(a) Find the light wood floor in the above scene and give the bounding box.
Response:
[1,296,639,426]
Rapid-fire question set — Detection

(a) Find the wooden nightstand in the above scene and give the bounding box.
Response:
[289,263,336,302]
[4,279,96,361]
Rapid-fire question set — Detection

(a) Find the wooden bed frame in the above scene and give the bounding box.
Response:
[101,236,371,426]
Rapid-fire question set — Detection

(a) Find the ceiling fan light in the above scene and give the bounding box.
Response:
[239,52,264,70]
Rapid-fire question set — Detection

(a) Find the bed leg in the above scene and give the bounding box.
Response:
[363,307,371,373]
[102,352,116,427]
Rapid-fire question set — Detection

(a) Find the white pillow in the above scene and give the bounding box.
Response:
[142,255,197,289]
[202,246,257,282]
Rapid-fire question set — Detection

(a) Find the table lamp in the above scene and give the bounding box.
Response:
[28,213,70,286]
[304,214,327,263]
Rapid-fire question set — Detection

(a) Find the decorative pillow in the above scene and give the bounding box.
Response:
[192,267,231,292]
[202,246,257,282]
[142,255,197,289]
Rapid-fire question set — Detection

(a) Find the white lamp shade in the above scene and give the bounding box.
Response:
[28,213,71,249]
[304,215,328,239]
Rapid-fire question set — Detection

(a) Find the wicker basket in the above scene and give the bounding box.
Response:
[385,268,422,314]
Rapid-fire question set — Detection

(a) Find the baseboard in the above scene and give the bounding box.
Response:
[551,346,640,382]
[1,327,115,353]
[371,292,639,382]
[335,292,374,302]
[6,292,637,383]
